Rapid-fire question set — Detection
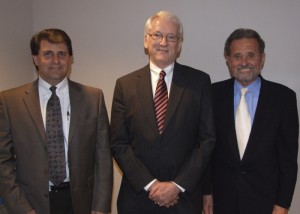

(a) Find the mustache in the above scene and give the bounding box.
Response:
[237,65,255,71]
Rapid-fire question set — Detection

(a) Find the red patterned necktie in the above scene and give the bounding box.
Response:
[46,86,66,185]
[154,70,168,134]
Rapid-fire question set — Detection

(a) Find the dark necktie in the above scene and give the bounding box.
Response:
[154,70,168,134]
[46,86,66,185]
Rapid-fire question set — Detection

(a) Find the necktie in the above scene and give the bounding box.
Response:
[46,86,66,185]
[154,70,168,134]
[235,88,251,159]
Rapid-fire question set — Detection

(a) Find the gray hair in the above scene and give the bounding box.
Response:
[144,11,183,41]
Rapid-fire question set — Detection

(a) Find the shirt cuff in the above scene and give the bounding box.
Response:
[144,179,157,191]
[172,181,185,192]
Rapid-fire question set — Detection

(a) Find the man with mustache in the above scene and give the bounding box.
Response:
[203,28,299,214]
[0,28,113,214]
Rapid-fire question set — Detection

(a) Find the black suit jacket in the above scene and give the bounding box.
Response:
[211,77,299,214]
[111,62,215,214]
[0,79,113,214]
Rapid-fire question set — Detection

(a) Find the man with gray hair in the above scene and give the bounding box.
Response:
[111,11,215,213]
[204,28,299,214]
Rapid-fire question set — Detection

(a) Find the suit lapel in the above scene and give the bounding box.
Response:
[243,77,269,160]
[222,79,241,160]
[23,80,46,143]
[137,65,158,133]
[163,63,185,130]
[68,80,83,143]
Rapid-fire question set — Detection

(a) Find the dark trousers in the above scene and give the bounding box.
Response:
[49,188,74,214]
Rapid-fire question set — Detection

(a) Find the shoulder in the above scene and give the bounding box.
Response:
[212,78,233,91]
[1,81,36,97]
[260,78,297,105]
[68,80,103,96]
[175,62,210,79]
[173,63,211,88]
[116,65,149,82]
[261,78,296,95]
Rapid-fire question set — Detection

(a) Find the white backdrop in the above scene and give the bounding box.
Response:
[1,0,300,213]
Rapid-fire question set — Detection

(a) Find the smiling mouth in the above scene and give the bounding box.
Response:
[49,67,61,70]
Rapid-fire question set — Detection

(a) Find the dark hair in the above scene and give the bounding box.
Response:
[30,28,73,56]
[224,28,265,56]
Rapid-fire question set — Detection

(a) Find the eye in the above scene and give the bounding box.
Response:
[43,51,53,57]
[58,51,67,57]
[247,53,255,59]
[232,54,242,61]
[167,34,178,42]
[153,32,163,39]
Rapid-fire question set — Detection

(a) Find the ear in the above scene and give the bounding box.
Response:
[32,55,38,66]
[177,41,182,53]
[261,52,266,69]
[144,35,148,49]
[69,56,74,64]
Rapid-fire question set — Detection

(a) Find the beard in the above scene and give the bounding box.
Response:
[233,65,261,84]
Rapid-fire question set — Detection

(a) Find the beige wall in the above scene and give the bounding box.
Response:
[0,0,34,90]
[2,0,300,213]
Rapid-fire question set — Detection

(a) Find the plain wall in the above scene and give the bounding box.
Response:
[0,0,33,90]
[1,0,300,213]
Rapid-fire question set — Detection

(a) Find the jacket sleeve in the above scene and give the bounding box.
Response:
[0,92,34,213]
[276,90,299,208]
[91,90,113,212]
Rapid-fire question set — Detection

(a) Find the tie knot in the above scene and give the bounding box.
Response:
[50,86,57,94]
[241,88,248,96]
[159,70,166,79]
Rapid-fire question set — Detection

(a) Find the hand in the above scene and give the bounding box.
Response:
[148,181,181,208]
[27,210,37,214]
[203,194,213,214]
[91,211,107,214]
[272,205,288,214]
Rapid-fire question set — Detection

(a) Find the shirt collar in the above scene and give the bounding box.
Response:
[38,77,68,94]
[234,77,261,94]
[150,61,174,76]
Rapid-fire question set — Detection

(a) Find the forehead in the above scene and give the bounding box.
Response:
[150,17,179,33]
[39,40,68,52]
[230,38,260,53]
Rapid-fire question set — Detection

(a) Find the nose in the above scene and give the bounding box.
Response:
[160,36,168,45]
[240,55,248,66]
[52,54,60,63]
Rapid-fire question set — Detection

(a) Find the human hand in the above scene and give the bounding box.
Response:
[203,194,213,214]
[272,205,288,214]
[27,209,37,214]
[91,211,107,214]
[148,181,180,208]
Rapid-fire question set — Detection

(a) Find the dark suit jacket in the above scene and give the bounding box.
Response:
[0,79,113,214]
[211,77,299,214]
[111,62,215,214]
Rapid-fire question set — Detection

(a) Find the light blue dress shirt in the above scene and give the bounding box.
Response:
[234,77,261,125]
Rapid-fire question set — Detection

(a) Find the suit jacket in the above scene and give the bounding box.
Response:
[211,77,299,214]
[111,62,215,214]
[0,79,113,214]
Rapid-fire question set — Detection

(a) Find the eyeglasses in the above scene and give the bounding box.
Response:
[148,32,179,42]
[229,52,260,62]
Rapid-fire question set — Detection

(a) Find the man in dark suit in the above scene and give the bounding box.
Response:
[111,11,215,214]
[203,28,299,214]
[0,28,113,214]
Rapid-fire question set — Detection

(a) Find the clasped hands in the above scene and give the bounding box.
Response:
[148,180,181,208]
